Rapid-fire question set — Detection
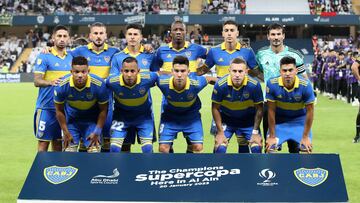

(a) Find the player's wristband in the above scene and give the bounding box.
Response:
[93,127,102,136]
[252,129,259,134]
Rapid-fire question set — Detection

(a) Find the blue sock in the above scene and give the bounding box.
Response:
[215,145,227,153]
[250,146,262,153]
[141,144,153,153]
[238,145,249,153]
[110,144,121,153]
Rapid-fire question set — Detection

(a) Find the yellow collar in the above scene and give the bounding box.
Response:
[119,74,141,88]
[50,48,67,59]
[169,76,190,93]
[278,76,299,91]
[87,43,108,53]
[227,75,248,90]
[169,41,189,50]
[221,42,241,51]
[123,45,144,55]
[70,75,91,91]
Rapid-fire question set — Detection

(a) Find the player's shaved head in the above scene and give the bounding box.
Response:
[171,20,186,30]
[122,56,138,66]
[230,57,247,66]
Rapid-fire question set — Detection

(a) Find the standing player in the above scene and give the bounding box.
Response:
[196,20,259,78]
[107,57,157,153]
[70,22,119,152]
[212,58,263,153]
[266,56,315,153]
[157,56,215,153]
[110,24,156,152]
[54,56,109,152]
[351,55,360,143]
[33,25,72,152]
[153,20,208,74]
[256,23,307,153]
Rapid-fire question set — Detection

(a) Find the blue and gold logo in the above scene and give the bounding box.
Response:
[294,168,328,187]
[44,166,78,185]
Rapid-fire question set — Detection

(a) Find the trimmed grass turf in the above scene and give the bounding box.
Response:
[0,83,358,202]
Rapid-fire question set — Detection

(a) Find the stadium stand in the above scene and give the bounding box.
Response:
[202,0,246,14]
[308,0,353,15]
[0,0,188,15]
[247,0,310,14]
[0,35,25,73]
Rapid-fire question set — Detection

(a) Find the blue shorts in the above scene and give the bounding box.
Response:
[111,114,155,142]
[67,121,99,148]
[159,115,203,145]
[223,124,255,142]
[33,109,61,141]
[269,116,312,147]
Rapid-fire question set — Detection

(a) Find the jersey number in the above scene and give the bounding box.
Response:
[39,121,46,131]
[111,121,124,132]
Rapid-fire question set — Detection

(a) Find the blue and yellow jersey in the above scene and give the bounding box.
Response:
[204,42,258,77]
[106,72,158,118]
[110,46,156,76]
[212,75,263,127]
[54,74,109,122]
[266,76,315,121]
[34,48,72,110]
[153,41,207,72]
[70,43,119,79]
[156,74,208,119]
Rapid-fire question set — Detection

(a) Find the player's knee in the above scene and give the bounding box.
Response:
[237,136,248,146]
[38,141,50,152]
[215,144,227,153]
[159,144,170,153]
[250,144,262,153]
[64,145,78,152]
[102,138,111,152]
[192,144,203,153]
[110,144,122,153]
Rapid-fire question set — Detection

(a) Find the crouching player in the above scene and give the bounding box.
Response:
[157,56,216,153]
[54,56,109,152]
[266,56,315,153]
[107,57,157,153]
[212,58,263,153]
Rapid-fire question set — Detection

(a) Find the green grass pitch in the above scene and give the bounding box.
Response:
[0,83,359,202]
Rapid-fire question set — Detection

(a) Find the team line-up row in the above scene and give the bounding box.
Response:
[33,21,314,154]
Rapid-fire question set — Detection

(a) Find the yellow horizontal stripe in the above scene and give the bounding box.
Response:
[44,71,70,81]
[216,65,230,78]
[162,61,198,72]
[89,66,110,79]
[221,99,255,111]
[98,100,109,105]
[168,98,196,107]
[54,100,64,104]
[114,93,148,106]
[68,99,97,110]
[276,101,305,110]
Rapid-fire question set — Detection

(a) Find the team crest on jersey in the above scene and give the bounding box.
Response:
[142,59,148,66]
[37,59,42,65]
[294,94,302,101]
[218,58,224,62]
[187,93,194,100]
[104,56,111,63]
[86,93,93,99]
[139,87,146,95]
[243,91,250,99]
[44,166,78,185]
[294,168,328,187]
[55,63,60,67]
[87,57,91,61]
[185,51,192,58]
[167,54,172,58]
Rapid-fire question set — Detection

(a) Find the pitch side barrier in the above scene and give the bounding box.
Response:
[18,153,348,203]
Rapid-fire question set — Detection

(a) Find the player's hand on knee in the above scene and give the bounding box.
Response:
[87,133,100,148]
[300,137,312,154]
[249,133,263,147]
[265,136,277,153]
[63,132,74,150]
[215,131,228,148]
